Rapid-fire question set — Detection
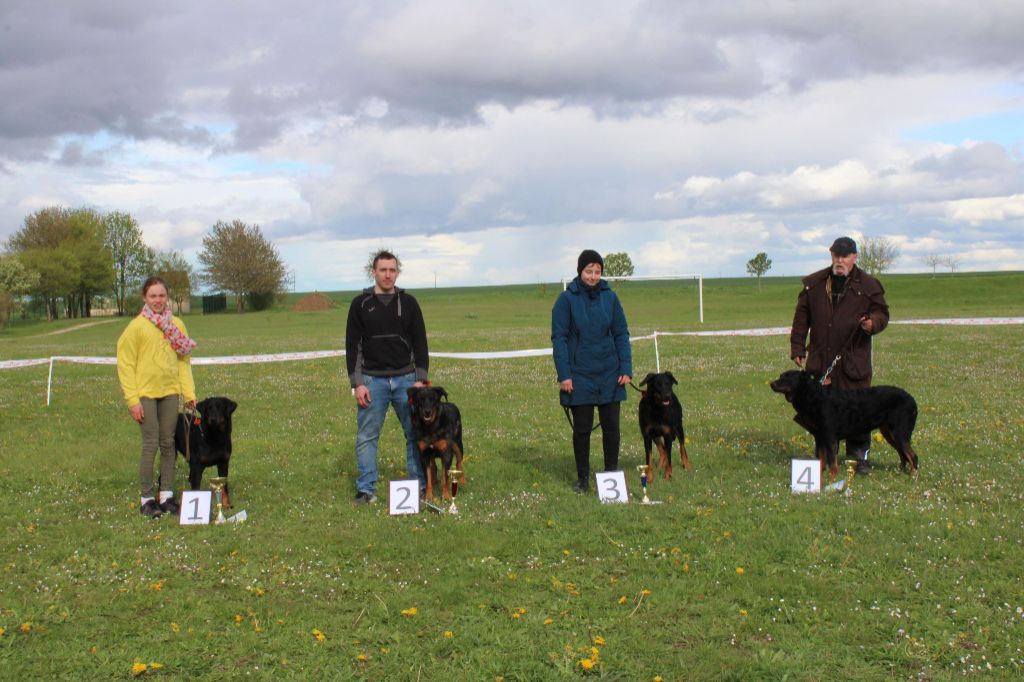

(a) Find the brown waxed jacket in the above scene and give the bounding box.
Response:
[789,265,889,389]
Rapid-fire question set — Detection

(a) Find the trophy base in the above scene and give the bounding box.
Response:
[823,479,846,492]
[639,500,663,505]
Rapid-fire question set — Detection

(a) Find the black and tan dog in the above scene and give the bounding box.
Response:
[407,386,465,502]
[770,369,919,479]
[638,372,691,480]
[174,397,238,507]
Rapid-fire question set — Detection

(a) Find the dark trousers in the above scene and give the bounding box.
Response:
[570,402,621,480]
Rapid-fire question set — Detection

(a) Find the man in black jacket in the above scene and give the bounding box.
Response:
[346,250,429,504]
[790,236,890,474]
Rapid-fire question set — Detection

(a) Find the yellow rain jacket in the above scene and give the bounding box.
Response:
[116,315,196,407]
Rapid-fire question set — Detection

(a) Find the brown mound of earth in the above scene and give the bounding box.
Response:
[292,292,335,312]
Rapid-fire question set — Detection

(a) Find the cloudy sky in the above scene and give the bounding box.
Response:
[2,0,1023,290]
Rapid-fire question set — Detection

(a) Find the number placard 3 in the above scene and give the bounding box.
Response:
[791,459,821,494]
[179,491,212,525]
[594,471,629,504]
[389,480,421,515]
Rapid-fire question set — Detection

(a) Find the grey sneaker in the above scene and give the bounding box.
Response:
[353,491,377,505]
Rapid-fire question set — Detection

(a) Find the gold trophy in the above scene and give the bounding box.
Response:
[637,464,651,504]
[844,460,856,498]
[209,477,227,524]
[448,467,463,514]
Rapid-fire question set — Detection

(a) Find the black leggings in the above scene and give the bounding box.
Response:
[570,402,621,479]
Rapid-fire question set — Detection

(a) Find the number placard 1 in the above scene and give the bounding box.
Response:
[791,459,821,494]
[180,491,212,525]
[389,479,420,515]
[594,471,629,504]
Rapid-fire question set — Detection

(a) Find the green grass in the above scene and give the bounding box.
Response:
[1,273,1023,680]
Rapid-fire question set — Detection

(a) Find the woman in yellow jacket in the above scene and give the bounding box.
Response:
[117,276,197,518]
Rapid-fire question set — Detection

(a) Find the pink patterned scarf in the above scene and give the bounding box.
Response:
[141,304,197,356]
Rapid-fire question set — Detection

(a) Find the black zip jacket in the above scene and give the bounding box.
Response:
[345,287,429,387]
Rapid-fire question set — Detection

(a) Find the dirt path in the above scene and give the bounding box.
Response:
[34,318,122,337]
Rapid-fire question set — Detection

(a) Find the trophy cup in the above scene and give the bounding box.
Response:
[448,467,463,514]
[637,464,651,504]
[209,477,227,524]
[844,460,856,498]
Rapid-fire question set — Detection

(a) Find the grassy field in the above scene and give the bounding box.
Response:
[1,272,1023,680]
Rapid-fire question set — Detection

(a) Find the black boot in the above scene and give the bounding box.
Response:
[848,436,871,475]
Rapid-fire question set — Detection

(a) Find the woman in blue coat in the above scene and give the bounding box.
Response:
[552,250,633,493]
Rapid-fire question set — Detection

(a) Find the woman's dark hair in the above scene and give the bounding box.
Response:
[141,276,169,296]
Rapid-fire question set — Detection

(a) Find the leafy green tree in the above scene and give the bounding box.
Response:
[66,208,114,318]
[154,250,195,314]
[198,220,287,313]
[858,236,900,276]
[105,211,154,315]
[603,252,635,278]
[745,252,772,291]
[0,254,39,329]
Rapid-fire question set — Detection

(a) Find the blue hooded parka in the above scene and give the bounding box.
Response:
[551,277,633,407]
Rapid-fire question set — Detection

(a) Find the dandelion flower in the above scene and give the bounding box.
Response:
[148,663,162,670]
[740,609,748,617]
[578,658,595,671]
[736,567,745,575]
[150,580,164,591]
[312,629,325,641]
[356,654,368,662]
[401,607,418,616]
[444,631,453,639]
[641,589,651,596]
[543,618,553,625]
[511,612,521,620]
[0,627,5,637]
[618,596,627,604]
[234,614,243,623]
[20,623,30,633]
[594,636,606,645]
[131,662,147,676]
[170,622,180,634]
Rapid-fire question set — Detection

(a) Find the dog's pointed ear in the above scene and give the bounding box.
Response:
[666,372,678,385]
[639,373,655,386]
[406,387,417,403]
[226,398,238,414]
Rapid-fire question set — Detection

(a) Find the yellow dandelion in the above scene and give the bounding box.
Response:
[517,607,527,614]
[131,662,147,676]
[234,614,243,623]
[723,531,732,538]
[655,677,663,682]
[400,607,418,616]
[735,567,745,575]
[546,519,555,528]
[543,618,553,625]
[594,636,606,645]
[683,563,690,573]
[740,609,748,617]
[20,622,30,633]
[312,629,325,641]
[444,630,453,639]
[381,647,390,654]
[150,580,164,591]
[563,549,570,556]
[170,622,180,634]
[590,646,599,658]
[148,663,162,670]
[618,595,627,604]
[356,654,368,662]
[578,658,595,671]
[0,627,4,637]
[512,612,521,619]
[844,535,854,545]
[254,587,265,597]
[641,589,651,596]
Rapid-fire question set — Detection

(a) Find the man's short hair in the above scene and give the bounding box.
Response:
[371,249,401,271]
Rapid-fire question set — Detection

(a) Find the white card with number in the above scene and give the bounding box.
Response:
[594,471,629,504]
[389,479,421,515]
[791,459,821,494]
[179,491,212,524]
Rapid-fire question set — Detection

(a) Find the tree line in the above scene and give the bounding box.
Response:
[1,207,288,328]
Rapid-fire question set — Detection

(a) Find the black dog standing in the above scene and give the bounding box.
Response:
[174,397,237,507]
[638,372,691,480]
[407,386,465,502]
[770,369,919,479]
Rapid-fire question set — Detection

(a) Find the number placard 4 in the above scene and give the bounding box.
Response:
[389,480,420,515]
[594,471,629,504]
[179,491,212,525]
[791,459,821,494]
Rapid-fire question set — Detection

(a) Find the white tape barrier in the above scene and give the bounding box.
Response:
[4,317,1022,372]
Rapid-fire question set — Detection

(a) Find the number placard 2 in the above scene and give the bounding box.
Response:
[594,471,629,504]
[791,459,821,494]
[389,480,420,515]
[180,491,212,525]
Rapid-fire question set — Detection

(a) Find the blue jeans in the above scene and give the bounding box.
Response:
[355,373,424,495]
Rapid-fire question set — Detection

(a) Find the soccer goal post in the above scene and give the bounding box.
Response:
[561,274,704,323]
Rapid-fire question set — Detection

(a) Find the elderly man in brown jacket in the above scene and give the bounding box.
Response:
[790,236,890,474]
